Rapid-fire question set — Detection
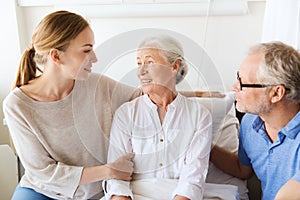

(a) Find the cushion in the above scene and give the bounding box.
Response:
[205,114,249,200]
[191,93,249,200]
[189,91,235,145]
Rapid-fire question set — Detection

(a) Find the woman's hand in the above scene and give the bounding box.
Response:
[173,195,190,200]
[196,91,225,98]
[275,180,300,200]
[180,91,225,98]
[106,153,135,181]
[79,153,134,185]
[111,195,132,200]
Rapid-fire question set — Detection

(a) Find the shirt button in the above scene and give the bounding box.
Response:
[160,139,164,142]
[269,149,273,154]
[159,163,163,167]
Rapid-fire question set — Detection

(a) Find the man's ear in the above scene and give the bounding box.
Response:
[270,85,286,103]
[49,48,61,64]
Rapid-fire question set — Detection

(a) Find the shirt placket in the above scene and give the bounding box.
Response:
[161,105,174,178]
[151,107,165,178]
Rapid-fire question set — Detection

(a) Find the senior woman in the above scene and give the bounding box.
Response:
[103,35,213,200]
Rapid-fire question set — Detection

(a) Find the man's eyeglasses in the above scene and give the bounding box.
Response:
[236,72,274,91]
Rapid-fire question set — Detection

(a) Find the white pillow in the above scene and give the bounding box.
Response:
[189,92,235,145]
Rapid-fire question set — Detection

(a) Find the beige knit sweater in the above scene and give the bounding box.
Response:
[3,73,141,199]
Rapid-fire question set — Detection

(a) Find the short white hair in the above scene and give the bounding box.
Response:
[138,34,188,84]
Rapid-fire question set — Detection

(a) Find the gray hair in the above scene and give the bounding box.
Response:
[138,34,188,84]
[249,41,300,103]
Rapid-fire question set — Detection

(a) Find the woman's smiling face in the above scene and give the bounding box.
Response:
[58,26,97,80]
[137,47,176,94]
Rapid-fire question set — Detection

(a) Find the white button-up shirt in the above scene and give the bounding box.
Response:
[106,93,212,199]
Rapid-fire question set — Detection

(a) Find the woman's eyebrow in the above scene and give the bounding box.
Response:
[137,55,153,59]
[82,44,93,47]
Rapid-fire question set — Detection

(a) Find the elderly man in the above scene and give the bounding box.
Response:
[210,41,300,200]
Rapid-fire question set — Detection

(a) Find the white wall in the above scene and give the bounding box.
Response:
[0,4,21,198]
[0,1,266,143]
[89,1,265,91]
[0,0,22,145]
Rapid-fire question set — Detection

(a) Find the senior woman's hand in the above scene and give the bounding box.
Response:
[180,91,225,98]
[174,195,190,200]
[111,195,132,200]
[197,91,225,98]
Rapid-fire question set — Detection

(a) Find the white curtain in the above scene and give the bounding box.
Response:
[261,0,300,50]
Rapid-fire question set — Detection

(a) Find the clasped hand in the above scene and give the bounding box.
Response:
[106,153,135,181]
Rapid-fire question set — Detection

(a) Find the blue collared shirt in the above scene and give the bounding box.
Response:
[238,112,300,200]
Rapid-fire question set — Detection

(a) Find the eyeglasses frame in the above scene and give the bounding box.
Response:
[237,72,275,91]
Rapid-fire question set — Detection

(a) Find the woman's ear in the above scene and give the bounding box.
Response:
[270,85,286,103]
[49,48,61,64]
[172,59,181,72]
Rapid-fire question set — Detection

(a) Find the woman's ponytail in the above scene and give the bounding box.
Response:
[12,45,42,89]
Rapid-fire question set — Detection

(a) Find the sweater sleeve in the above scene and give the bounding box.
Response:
[3,92,83,198]
[97,75,142,112]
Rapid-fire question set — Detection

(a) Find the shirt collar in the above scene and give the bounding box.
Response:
[252,111,300,139]
[252,115,265,132]
[142,92,182,110]
[281,110,300,139]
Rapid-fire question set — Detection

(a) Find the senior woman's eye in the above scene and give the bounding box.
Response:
[147,60,154,65]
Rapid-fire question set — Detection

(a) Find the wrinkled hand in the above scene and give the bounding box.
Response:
[106,153,135,181]
[174,195,190,200]
[197,91,225,98]
[111,195,132,200]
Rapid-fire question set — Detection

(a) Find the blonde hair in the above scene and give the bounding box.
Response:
[249,41,300,103]
[13,10,89,88]
[138,34,188,84]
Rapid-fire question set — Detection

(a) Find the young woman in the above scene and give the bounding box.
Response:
[3,10,139,199]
